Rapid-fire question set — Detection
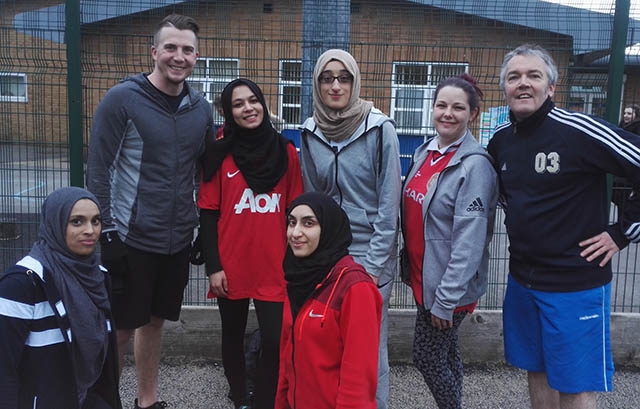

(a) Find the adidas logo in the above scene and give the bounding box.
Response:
[466,197,485,212]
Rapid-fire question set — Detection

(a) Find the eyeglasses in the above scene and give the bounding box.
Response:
[318,74,354,84]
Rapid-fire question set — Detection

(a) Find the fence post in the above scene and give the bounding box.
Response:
[66,0,84,187]
[606,0,630,125]
[604,0,630,205]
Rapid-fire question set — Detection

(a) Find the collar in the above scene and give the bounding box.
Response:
[509,97,555,132]
[427,133,465,154]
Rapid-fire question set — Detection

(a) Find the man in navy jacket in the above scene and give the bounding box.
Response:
[488,44,640,409]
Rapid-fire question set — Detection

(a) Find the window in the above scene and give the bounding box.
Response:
[566,73,609,118]
[0,73,28,102]
[390,62,467,134]
[567,86,607,118]
[190,58,239,120]
[278,60,302,127]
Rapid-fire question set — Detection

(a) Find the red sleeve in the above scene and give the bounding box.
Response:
[335,282,382,409]
[275,298,293,409]
[286,144,304,207]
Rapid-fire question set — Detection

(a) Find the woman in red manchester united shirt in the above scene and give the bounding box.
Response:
[198,78,303,409]
[401,74,497,409]
[276,192,382,409]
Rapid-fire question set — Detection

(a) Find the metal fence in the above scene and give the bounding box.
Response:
[1,0,639,311]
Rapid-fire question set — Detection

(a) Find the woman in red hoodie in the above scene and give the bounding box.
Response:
[276,192,382,409]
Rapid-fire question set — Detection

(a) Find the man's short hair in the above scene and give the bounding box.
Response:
[499,44,558,90]
[153,14,199,46]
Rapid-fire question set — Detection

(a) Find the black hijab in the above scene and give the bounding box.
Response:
[283,192,352,319]
[201,78,290,194]
[28,187,109,406]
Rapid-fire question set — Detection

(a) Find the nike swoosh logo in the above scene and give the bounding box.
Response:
[227,170,240,178]
[308,310,324,318]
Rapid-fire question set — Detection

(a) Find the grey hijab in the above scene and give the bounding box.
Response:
[28,187,110,406]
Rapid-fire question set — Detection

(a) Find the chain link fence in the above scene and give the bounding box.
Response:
[1,0,639,311]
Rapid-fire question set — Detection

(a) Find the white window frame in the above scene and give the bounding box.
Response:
[0,72,28,103]
[190,58,239,120]
[568,86,608,117]
[390,62,468,135]
[278,60,302,128]
[566,72,611,117]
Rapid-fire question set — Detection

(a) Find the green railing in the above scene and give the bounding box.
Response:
[1,0,638,311]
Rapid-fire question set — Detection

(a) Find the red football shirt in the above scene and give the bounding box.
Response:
[404,149,456,306]
[197,144,303,301]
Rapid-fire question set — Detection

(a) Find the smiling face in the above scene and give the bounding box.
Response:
[318,60,353,111]
[287,205,321,258]
[623,107,635,124]
[149,26,198,95]
[230,85,265,129]
[65,199,101,257]
[503,54,555,122]
[433,85,478,145]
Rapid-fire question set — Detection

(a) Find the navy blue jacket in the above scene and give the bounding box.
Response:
[488,98,640,291]
[0,256,122,409]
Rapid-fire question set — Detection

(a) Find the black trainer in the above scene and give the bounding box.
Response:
[134,399,168,409]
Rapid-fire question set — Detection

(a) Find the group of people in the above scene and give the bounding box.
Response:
[1,12,639,409]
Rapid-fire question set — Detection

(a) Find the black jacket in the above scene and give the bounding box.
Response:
[0,256,122,409]
[488,98,640,291]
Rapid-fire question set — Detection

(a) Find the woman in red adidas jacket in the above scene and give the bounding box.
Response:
[276,192,382,409]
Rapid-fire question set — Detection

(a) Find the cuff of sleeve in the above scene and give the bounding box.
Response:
[606,223,629,251]
[430,302,453,322]
[205,261,223,277]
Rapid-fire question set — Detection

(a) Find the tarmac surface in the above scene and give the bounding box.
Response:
[120,359,640,409]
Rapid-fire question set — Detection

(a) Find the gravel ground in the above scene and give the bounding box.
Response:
[120,359,640,409]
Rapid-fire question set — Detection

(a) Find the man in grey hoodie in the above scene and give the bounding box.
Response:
[86,14,213,409]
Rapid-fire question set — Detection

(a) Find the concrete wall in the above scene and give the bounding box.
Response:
[157,307,640,367]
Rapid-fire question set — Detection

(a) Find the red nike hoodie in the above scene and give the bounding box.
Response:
[276,255,382,409]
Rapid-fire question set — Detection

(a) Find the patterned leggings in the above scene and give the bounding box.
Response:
[413,305,468,409]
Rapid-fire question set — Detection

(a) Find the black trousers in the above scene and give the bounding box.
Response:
[217,297,283,409]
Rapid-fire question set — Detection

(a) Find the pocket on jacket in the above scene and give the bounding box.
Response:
[341,203,373,238]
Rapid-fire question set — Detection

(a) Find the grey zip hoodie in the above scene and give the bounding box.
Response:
[300,108,402,285]
[402,131,498,320]
[87,73,212,254]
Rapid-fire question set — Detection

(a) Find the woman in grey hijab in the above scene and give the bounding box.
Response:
[0,187,122,409]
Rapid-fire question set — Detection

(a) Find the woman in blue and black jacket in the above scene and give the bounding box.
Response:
[0,187,121,409]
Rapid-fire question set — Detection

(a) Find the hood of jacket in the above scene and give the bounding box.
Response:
[301,107,394,143]
[408,130,492,178]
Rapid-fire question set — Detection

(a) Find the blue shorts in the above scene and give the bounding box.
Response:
[503,276,614,393]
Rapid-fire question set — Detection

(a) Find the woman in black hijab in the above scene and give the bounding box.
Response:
[198,78,303,409]
[0,187,121,409]
[275,192,382,409]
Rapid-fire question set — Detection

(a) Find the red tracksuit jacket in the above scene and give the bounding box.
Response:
[276,255,382,409]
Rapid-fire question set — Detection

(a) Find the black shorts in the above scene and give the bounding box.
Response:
[110,244,190,329]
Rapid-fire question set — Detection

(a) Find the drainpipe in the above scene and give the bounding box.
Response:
[301,0,351,122]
